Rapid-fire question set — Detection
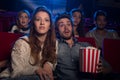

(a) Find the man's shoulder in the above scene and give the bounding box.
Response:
[88,28,96,33]
[107,29,116,33]
[76,41,91,47]
[85,27,96,36]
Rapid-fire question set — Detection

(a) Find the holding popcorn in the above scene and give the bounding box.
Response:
[80,46,111,74]
[80,46,101,73]
[54,12,112,80]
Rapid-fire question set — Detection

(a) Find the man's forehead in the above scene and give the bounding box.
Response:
[58,18,71,23]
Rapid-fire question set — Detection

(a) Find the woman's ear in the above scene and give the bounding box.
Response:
[16,18,20,26]
[28,19,30,23]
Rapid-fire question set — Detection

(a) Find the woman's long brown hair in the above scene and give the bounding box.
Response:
[29,6,56,67]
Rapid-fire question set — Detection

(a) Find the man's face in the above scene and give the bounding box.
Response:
[57,18,73,40]
[95,15,107,29]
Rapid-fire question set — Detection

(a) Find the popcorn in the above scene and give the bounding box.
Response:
[79,46,100,73]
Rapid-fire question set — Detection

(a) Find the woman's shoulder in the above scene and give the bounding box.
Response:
[15,36,29,45]
[9,24,19,33]
[11,25,18,30]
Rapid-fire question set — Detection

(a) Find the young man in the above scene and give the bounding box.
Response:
[85,10,119,49]
[54,13,111,80]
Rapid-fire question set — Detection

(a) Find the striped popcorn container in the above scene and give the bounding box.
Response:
[79,47,100,73]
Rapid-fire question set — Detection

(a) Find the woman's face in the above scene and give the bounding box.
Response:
[34,11,50,35]
[72,12,82,26]
[18,12,30,28]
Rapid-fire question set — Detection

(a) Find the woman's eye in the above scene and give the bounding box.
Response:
[35,18,40,21]
[25,16,28,18]
[45,19,50,22]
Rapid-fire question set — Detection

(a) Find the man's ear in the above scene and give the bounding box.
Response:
[93,21,96,24]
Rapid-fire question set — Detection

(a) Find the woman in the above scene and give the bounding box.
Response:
[9,10,30,35]
[70,8,85,37]
[1,6,56,80]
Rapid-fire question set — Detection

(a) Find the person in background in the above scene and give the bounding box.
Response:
[54,12,111,80]
[70,8,86,37]
[85,10,119,49]
[0,6,56,80]
[0,60,8,73]
[9,10,30,35]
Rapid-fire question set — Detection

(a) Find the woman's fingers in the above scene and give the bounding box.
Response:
[43,62,54,80]
[39,71,49,80]
[35,67,49,80]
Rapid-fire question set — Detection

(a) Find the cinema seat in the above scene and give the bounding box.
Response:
[0,32,22,61]
[103,39,120,73]
[76,37,96,47]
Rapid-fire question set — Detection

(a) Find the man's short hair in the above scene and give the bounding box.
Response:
[54,12,73,38]
[93,10,107,21]
[55,12,73,29]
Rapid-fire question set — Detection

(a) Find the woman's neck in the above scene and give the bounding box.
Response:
[37,34,47,44]
[73,26,79,36]
[73,25,78,28]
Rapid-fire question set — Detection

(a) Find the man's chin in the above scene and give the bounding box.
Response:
[97,27,104,30]
[62,36,72,40]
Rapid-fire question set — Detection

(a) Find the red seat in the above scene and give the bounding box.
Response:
[103,39,120,73]
[76,37,96,47]
[0,21,3,32]
[0,32,22,61]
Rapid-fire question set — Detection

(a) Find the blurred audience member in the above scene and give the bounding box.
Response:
[9,10,30,35]
[85,10,120,49]
[70,8,86,37]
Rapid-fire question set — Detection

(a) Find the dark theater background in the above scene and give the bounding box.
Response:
[0,0,120,79]
[0,0,120,34]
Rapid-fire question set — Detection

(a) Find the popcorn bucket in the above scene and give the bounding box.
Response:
[79,47,100,73]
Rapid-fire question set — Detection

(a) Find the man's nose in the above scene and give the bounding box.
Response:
[64,24,68,29]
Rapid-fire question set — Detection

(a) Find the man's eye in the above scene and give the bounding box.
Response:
[59,24,64,27]
[67,22,72,26]
[67,24,71,26]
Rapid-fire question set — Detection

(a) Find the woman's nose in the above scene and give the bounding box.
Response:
[40,20,44,25]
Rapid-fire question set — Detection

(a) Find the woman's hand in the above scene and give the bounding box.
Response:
[35,67,49,80]
[35,62,54,80]
[43,62,54,80]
